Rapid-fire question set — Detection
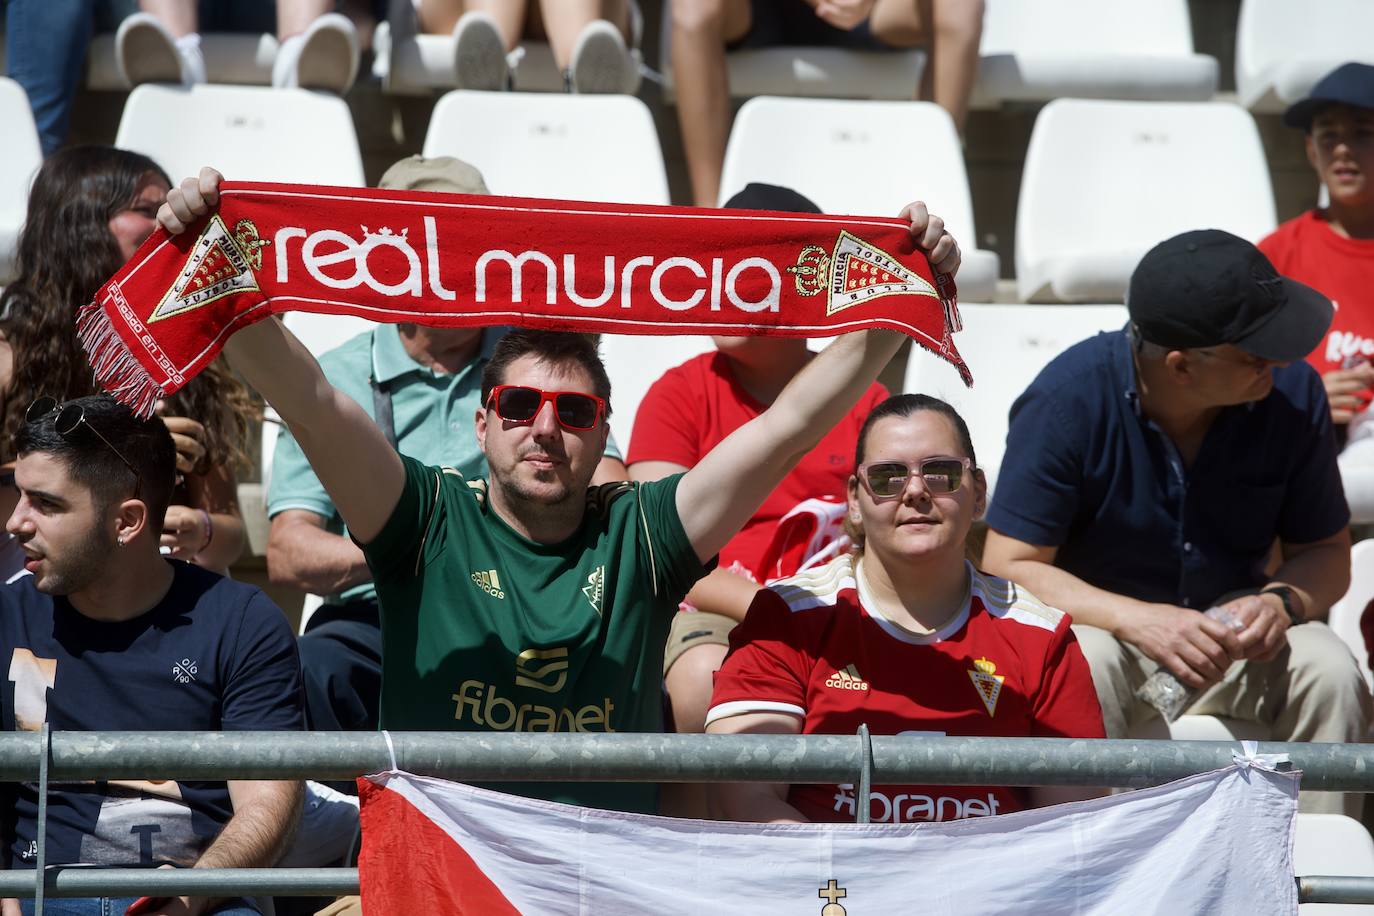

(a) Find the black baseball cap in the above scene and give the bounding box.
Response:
[1283,62,1374,131]
[1127,229,1333,362]
[723,183,822,214]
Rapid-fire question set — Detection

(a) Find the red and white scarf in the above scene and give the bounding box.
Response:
[81,182,969,415]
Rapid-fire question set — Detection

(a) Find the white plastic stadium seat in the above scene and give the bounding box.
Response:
[658,1,924,102]
[1326,539,1374,693]
[718,97,998,303]
[0,77,43,283]
[1295,814,1374,916]
[422,91,669,205]
[1236,0,1374,113]
[973,0,1217,106]
[115,84,366,187]
[901,303,1127,498]
[1015,100,1276,303]
[599,334,717,455]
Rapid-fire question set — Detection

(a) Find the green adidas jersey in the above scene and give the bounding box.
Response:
[364,454,709,813]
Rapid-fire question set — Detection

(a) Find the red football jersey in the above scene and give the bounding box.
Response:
[707,554,1105,824]
[1259,212,1374,404]
[626,351,888,578]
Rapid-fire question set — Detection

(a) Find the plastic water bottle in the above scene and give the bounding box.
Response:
[1134,606,1243,722]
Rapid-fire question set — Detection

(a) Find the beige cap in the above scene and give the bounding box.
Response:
[378,155,490,195]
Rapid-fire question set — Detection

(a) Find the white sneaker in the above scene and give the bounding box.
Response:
[568,19,631,94]
[115,12,204,87]
[275,12,359,94]
[452,10,509,91]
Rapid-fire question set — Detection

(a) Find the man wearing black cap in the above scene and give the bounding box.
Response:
[982,229,1370,813]
[1259,62,1374,522]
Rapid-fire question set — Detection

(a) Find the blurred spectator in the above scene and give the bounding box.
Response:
[267,156,627,736]
[707,394,1104,824]
[671,0,985,207]
[1258,62,1374,523]
[115,0,360,92]
[5,1,121,156]
[627,183,885,816]
[0,395,303,916]
[982,230,1369,814]
[0,146,254,578]
[417,0,634,92]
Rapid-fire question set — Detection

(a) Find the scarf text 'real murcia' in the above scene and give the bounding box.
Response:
[80,182,968,416]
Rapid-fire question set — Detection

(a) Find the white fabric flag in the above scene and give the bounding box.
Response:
[358,758,1299,915]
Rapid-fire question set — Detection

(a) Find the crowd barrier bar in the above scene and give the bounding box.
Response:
[2,729,1372,906]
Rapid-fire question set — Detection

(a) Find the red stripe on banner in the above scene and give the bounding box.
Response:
[358,777,522,916]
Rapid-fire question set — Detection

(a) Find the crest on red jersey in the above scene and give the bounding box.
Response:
[968,656,1005,717]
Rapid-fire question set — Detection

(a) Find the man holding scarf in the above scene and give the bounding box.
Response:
[151,167,960,814]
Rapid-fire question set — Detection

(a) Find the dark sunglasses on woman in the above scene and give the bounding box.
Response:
[858,456,973,500]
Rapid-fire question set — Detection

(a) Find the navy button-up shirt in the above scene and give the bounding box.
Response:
[986,329,1349,609]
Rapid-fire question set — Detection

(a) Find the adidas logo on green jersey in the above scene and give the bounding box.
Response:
[471,568,505,599]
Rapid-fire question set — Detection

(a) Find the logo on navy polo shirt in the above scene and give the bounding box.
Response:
[171,658,198,684]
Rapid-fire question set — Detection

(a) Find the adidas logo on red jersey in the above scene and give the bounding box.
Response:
[824,664,869,691]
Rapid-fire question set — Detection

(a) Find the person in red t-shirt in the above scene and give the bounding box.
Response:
[1258,65,1374,433]
[627,184,887,814]
[706,394,1105,824]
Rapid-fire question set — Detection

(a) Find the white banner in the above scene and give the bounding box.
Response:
[358,759,1299,915]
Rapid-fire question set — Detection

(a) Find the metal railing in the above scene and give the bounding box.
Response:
[3,728,1373,906]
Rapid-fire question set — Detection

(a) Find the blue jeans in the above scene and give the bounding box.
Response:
[2,0,272,155]
[3,0,100,155]
[18,898,257,915]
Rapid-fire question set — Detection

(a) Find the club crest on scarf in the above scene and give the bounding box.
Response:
[149,216,266,323]
[788,230,934,314]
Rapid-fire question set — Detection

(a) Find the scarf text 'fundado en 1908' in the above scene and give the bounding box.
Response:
[80,182,969,415]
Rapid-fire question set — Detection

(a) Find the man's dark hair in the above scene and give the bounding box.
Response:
[480,330,613,417]
[15,395,177,528]
[853,393,978,470]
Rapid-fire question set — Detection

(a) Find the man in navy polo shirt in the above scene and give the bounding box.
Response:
[0,395,303,915]
[983,230,1370,814]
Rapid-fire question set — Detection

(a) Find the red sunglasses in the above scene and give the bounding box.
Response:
[485,385,606,431]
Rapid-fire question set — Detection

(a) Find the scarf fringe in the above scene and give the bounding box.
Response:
[76,300,164,418]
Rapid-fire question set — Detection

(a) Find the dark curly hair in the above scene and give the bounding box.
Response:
[0,146,256,469]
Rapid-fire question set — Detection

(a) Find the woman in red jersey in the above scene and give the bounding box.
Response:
[706,393,1105,824]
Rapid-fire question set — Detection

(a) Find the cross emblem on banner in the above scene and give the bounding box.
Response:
[819,878,848,912]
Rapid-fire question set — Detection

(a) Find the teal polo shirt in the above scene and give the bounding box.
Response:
[267,324,624,606]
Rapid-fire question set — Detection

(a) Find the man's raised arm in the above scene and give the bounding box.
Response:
[675,202,961,562]
[159,169,404,543]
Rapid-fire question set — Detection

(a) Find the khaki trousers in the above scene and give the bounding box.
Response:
[1073,622,1373,815]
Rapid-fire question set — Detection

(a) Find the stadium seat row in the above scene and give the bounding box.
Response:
[39,0,1374,116]
[0,80,1289,307]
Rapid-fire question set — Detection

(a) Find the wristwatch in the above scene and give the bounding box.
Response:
[1261,586,1304,627]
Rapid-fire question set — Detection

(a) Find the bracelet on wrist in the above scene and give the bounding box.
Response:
[1261,586,1303,627]
[197,509,213,554]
